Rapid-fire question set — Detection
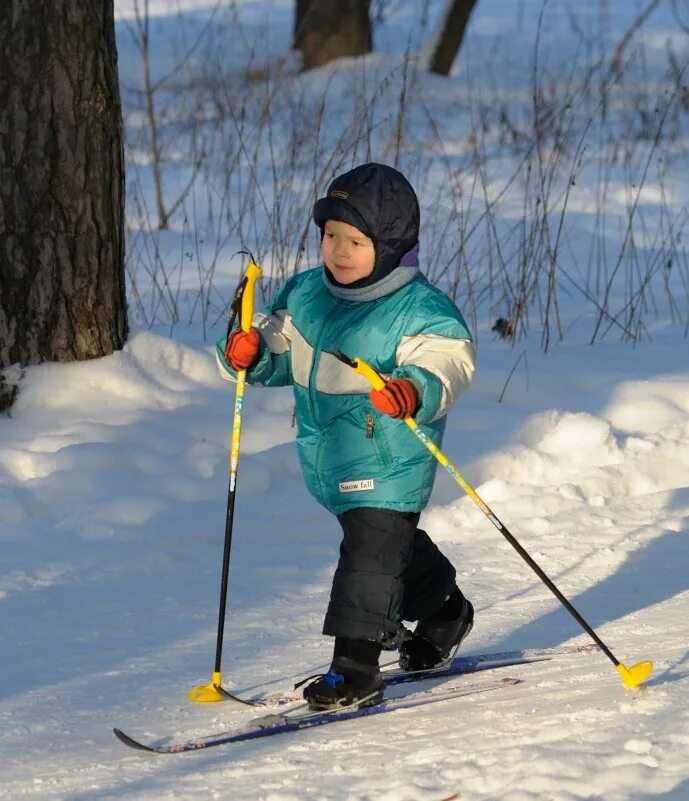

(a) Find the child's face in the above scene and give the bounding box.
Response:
[322,220,375,284]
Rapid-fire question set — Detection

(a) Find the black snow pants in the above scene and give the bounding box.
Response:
[322,507,457,646]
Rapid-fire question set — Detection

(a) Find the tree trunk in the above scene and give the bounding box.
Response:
[429,0,479,76]
[293,0,310,51]
[294,0,372,71]
[0,0,127,410]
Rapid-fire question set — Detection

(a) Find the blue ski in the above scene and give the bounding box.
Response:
[383,641,599,686]
[114,676,520,754]
[254,642,599,706]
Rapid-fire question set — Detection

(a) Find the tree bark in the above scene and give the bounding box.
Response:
[429,0,480,76]
[294,0,372,71]
[0,0,127,409]
[293,0,310,51]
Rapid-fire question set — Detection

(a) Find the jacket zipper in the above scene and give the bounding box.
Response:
[365,412,392,466]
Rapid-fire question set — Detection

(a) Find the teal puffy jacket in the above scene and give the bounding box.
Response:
[217,266,475,515]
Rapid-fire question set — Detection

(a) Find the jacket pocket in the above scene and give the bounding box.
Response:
[365,411,393,468]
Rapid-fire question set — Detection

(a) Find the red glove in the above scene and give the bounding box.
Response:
[369,378,418,419]
[224,328,260,370]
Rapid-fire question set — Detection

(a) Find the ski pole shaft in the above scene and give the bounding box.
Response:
[339,353,653,688]
[213,379,245,672]
[410,421,620,664]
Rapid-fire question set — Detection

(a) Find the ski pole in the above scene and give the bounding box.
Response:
[336,352,653,690]
[189,262,262,704]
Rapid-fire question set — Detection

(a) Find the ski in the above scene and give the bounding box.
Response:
[114,676,520,754]
[256,642,600,705]
[383,641,600,686]
[113,642,597,753]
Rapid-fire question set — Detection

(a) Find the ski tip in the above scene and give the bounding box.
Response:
[113,727,157,753]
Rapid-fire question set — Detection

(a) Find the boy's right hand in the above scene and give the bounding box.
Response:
[224,328,260,370]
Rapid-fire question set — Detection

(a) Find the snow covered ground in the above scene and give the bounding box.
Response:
[2,326,688,800]
[2,1,689,799]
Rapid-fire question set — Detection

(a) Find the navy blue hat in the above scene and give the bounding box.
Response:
[313,163,420,288]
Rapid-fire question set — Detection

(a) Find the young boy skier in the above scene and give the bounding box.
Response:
[217,163,476,710]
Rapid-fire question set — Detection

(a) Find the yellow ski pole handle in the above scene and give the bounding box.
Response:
[345,354,653,690]
[231,262,263,490]
[352,358,387,391]
[240,262,262,332]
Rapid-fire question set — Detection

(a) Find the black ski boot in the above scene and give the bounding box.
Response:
[303,639,385,710]
[399,587,474,671]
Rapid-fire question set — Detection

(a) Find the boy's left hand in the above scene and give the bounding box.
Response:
[369,378,418,419]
